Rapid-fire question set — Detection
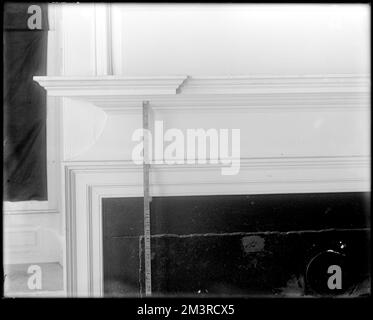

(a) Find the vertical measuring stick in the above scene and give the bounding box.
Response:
[142,101,152,296]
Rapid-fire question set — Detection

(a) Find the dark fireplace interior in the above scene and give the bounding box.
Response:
[103,192,370,297]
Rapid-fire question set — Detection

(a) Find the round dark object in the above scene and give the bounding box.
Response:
[305,250,350,296]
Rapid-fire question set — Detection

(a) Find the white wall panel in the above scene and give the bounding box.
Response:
[4,213,63,265]
[112,4,370,76]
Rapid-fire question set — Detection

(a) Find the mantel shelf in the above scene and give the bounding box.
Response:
[34,76,188,96]
[34,74,370,98]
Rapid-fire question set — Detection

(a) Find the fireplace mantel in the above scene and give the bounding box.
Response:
[35,74,370,96]
[34,74,370,296]
[34,76,188,96]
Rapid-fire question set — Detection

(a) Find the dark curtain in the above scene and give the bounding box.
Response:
[3,3,49,201]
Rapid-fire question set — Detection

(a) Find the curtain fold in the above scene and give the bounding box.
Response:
[3,3,49,201]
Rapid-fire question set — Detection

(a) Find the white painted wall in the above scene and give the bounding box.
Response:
[49,3,370,77]
[112,4,370,76]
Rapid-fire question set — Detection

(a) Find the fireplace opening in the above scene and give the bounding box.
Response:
[102,192,370,297]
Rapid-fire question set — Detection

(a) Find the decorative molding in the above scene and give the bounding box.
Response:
[148,93,370,112]
[34,74,370,97]
[72,92,370,113]
[181,74,371,95]
[4,209,60,216]
[34,74,370,113]
[64,156,370,195]
[3,201,59,215]
[64,155,370,296]
[63,155,370,171]
[34,76,188,96]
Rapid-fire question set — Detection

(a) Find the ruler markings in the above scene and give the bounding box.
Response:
[142,101,152,296]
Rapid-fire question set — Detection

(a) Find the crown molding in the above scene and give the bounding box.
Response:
[63,155,370,171]
[34,74,370,98]
[62,155,370,196]
[181,74,371,95]
[34,76,188,96]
